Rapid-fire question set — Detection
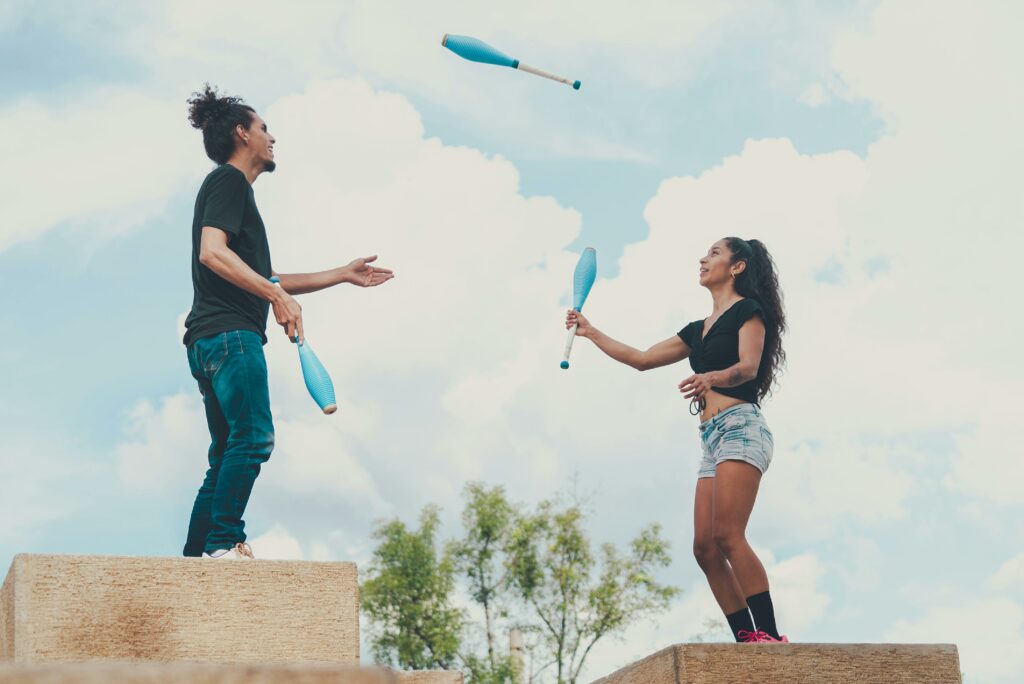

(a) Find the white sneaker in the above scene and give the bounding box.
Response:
[202,542,255,559]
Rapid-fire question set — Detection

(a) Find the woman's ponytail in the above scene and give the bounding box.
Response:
[726,237,787,401]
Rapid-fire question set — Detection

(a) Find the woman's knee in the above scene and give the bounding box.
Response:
[693,538,721,568]
[712,528,745,557]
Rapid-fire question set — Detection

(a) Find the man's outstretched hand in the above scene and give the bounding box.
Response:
[345,255,394,288]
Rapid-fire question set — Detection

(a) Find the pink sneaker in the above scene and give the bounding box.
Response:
[737,630,762,643]
[756,631,789,643]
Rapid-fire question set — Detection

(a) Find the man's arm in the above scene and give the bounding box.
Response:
[199,226,304,342]
[273,255,395,295]
[200,227,279,301]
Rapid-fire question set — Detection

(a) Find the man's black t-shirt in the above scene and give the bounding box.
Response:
[183,164,272,347]
[677,298,765,405]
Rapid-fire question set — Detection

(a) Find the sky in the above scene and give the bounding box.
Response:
[0,1,1021,681]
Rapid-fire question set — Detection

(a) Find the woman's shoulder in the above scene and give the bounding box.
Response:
[731,297,764,323]
[677,319,704,344]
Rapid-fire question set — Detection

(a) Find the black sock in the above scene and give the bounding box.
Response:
[746,591,780,639]
[725,607,756,642]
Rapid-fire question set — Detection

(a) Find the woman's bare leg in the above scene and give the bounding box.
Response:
[711,460,769,595]
[693,477,747,613]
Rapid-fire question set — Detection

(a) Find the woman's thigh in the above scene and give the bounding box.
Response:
[712,460,762,538]
[694,477,716,550]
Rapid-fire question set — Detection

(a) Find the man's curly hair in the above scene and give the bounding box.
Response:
[187,84,255,164]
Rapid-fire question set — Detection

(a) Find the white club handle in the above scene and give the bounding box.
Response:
[562,324,578,367]
[517,61,577,87]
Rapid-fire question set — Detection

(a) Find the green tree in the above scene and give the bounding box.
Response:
[506,501,679,684]
[361,505,464,670]
[450,483,519,684]
[361,487,680,684]
[451,485,515,669]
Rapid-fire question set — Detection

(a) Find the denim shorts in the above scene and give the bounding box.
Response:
[697,403,773,478]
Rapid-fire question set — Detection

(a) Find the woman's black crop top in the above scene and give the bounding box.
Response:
[677,298,765,405]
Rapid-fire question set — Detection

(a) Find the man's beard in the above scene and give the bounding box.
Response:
[264,160,277,173]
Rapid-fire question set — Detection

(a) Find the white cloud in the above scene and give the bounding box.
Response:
[115,389,389,513]
[245,524,339,561]
[826,1,1024,508]
[270,416,389,513]
[116,393,208,492]
[886,597,1024,683]
[797,83,830,107]
[248,524,306,560]
[768,551,831,634]
[0,433,104,546]
[946,407,1024,506]
[837,535,882,594]
[0,88,205,252]
[759,440,915,538]
[991,552,1024,597]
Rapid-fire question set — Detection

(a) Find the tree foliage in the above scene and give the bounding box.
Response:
[360,505,464,670]
[506,502,679,683]
[360,485,680,683]
[450,483,519,683]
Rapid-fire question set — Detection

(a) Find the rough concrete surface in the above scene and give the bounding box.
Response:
[589,643,962,684]
[0,663,465,684]
[0,662,395,683]
[389,671,463,684]
[0,561,14,662]
[0,554,359,664]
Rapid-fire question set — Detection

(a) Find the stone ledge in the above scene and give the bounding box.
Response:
[589,643,961,684]
[0,663,464,684]
[1,554,359,664]
[0,662,380,683]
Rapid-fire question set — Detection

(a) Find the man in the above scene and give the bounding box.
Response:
[182,85,393,559]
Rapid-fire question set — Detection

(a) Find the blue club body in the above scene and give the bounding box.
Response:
[573,247,597,311]
[561,247,597,369]
[442,34,519,68]
[297,339,337,414]
[270,277,338,414]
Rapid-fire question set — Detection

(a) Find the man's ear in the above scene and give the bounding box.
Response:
[235,123,249,144]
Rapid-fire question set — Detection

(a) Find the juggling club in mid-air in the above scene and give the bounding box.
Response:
[442,33,581,90]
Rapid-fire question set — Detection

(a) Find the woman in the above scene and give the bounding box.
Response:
[566,237,788,644]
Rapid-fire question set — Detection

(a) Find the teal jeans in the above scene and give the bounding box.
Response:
[183,330,274,556]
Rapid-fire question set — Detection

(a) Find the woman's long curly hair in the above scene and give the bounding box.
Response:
[725,237,786,401]
[186,84,255,164]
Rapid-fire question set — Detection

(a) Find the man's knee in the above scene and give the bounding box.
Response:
[254,429,275,461]
[225,428,274,462]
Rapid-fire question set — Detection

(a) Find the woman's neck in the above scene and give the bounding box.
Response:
[708,284,741,314]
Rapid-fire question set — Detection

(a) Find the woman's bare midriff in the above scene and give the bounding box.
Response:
[699,390,747,423]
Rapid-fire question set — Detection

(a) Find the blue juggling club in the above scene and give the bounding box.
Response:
[270,277,338,415]
[442,34,581,90]
[561,247,597,370]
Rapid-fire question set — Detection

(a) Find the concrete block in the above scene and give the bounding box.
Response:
[0,662,394,683]
[590,643,961,684]
[0,554,359,665]
[0,663,466,683]
[390,671,463,684]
